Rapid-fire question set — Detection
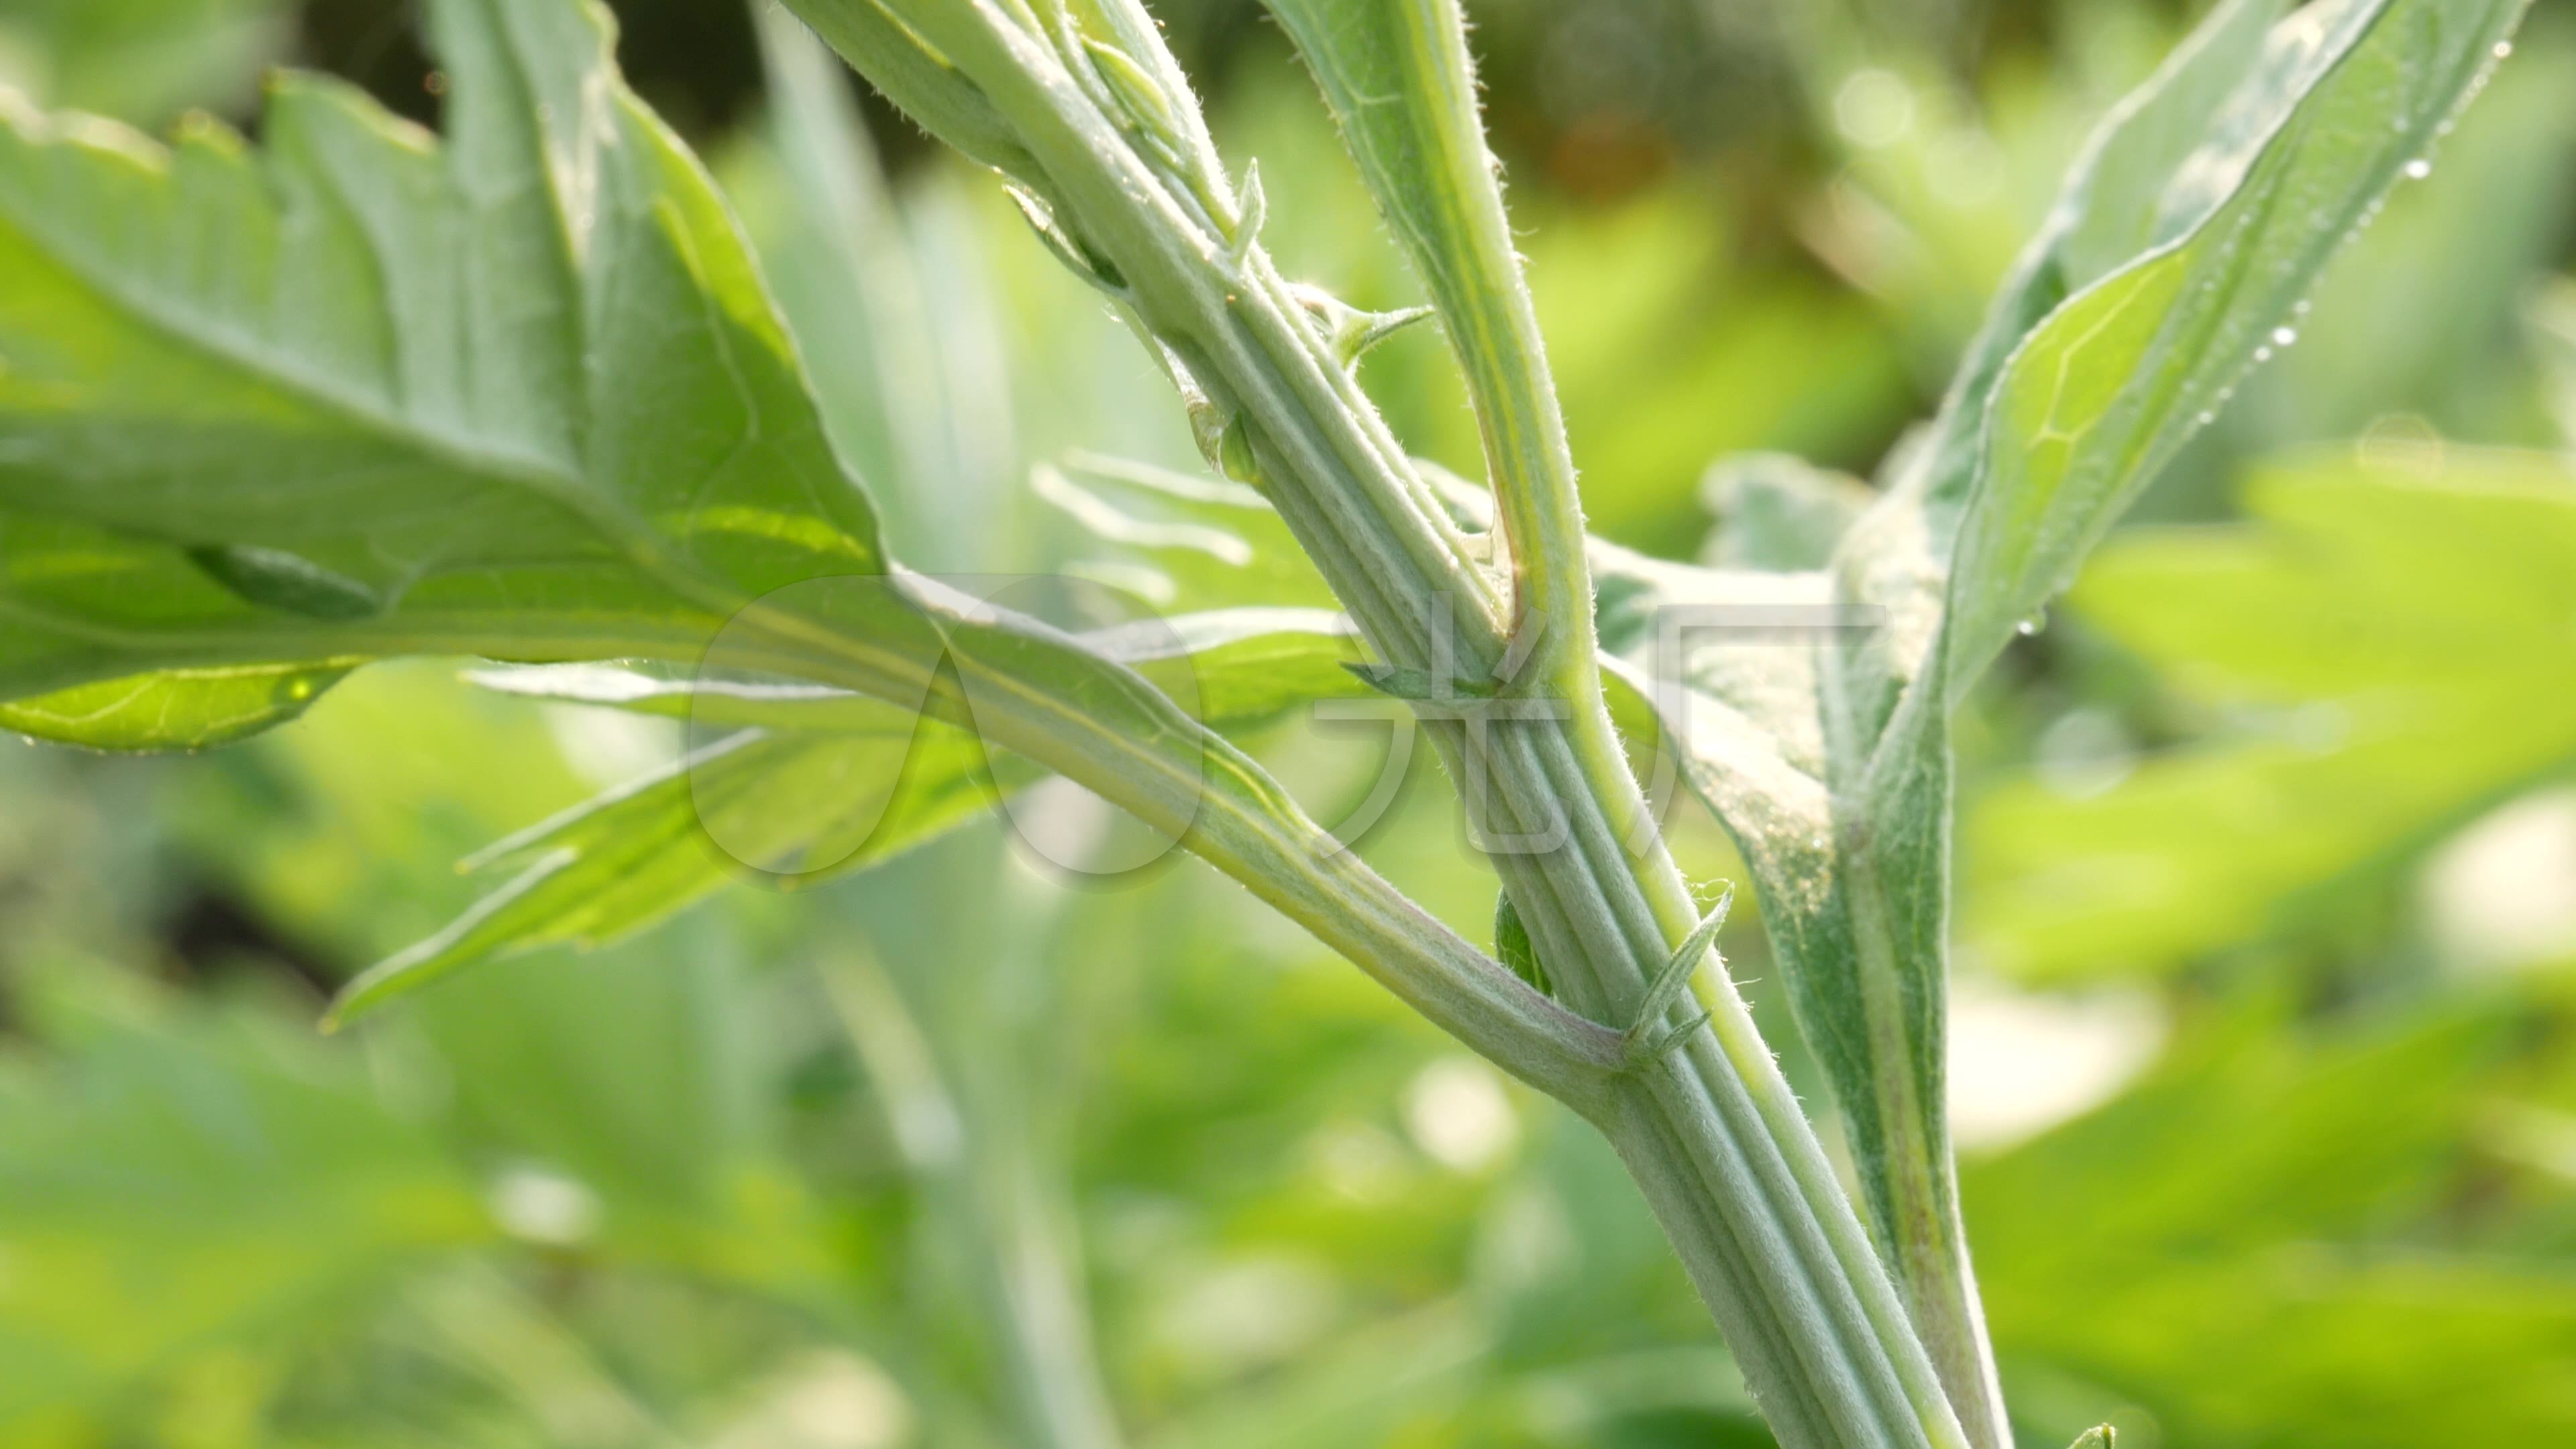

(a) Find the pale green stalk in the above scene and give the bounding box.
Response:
[781,3,1972,1445]
[825,924,1124,1449]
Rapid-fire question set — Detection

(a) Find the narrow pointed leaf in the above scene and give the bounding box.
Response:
[338,605,1375,1022]
[1746,0,2535,1426]
[0,661,351,751]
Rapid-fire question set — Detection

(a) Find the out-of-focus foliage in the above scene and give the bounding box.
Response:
[2,0,2573,1446]
[1968,451,2576,983]
[0,0,294,125]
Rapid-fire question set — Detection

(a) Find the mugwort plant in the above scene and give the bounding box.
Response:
[0,0,2527,1444]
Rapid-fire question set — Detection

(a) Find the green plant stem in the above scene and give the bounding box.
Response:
[1483,725,1969,1449]
[710,594,1627,1110]
[780,4,1980,1444]
[1835,805,2008,1449]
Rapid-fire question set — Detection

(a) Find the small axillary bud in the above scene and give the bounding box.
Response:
[1224,160,1267,266]
[1172,360,1264,489]
[1341,662,1502,703]
[1215,413,1262,486]
[1003,184,1126,296]
[1287,283,1435,370]
[1083,36,1185,164]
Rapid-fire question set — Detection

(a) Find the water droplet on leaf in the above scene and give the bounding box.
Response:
[2271,326,2298,347]
[2404,158,2433,180]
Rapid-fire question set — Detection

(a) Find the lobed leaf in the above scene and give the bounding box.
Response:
[0,0,1578,1099]
[0,0,881,743]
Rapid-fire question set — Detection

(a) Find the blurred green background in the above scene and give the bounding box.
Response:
[3,0,2575,1445]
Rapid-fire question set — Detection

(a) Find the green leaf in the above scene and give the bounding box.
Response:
[327,725,1023,1026]
[739,6,1015,570]
[1493,890,1550,998]
[1,0,1593,1104]
[1912,0,2528,698]
[1032,453,1336,612]
[1622,0,2532,1426]
[0,659,350,751]
[0,0,882,736]
[335,604,1373,1022]
[1967,451,2576,982]
[1701,454,1875,573]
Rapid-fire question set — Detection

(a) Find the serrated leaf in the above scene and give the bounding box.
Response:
[326,724,1024,1025]
[0,965,492,1427]
[0,0,881,737]
[1970,984,2576,1447]
[0,0,1550,1091]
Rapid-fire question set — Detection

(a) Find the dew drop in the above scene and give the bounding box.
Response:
[2294,299,2313,316]
[2253,345,2273,363]
[2196,410,2216,427]
[2271,325,2299,347]
[2403,158,2433,180]
[2493,41,2514,60]
[2015,614,2047,639]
